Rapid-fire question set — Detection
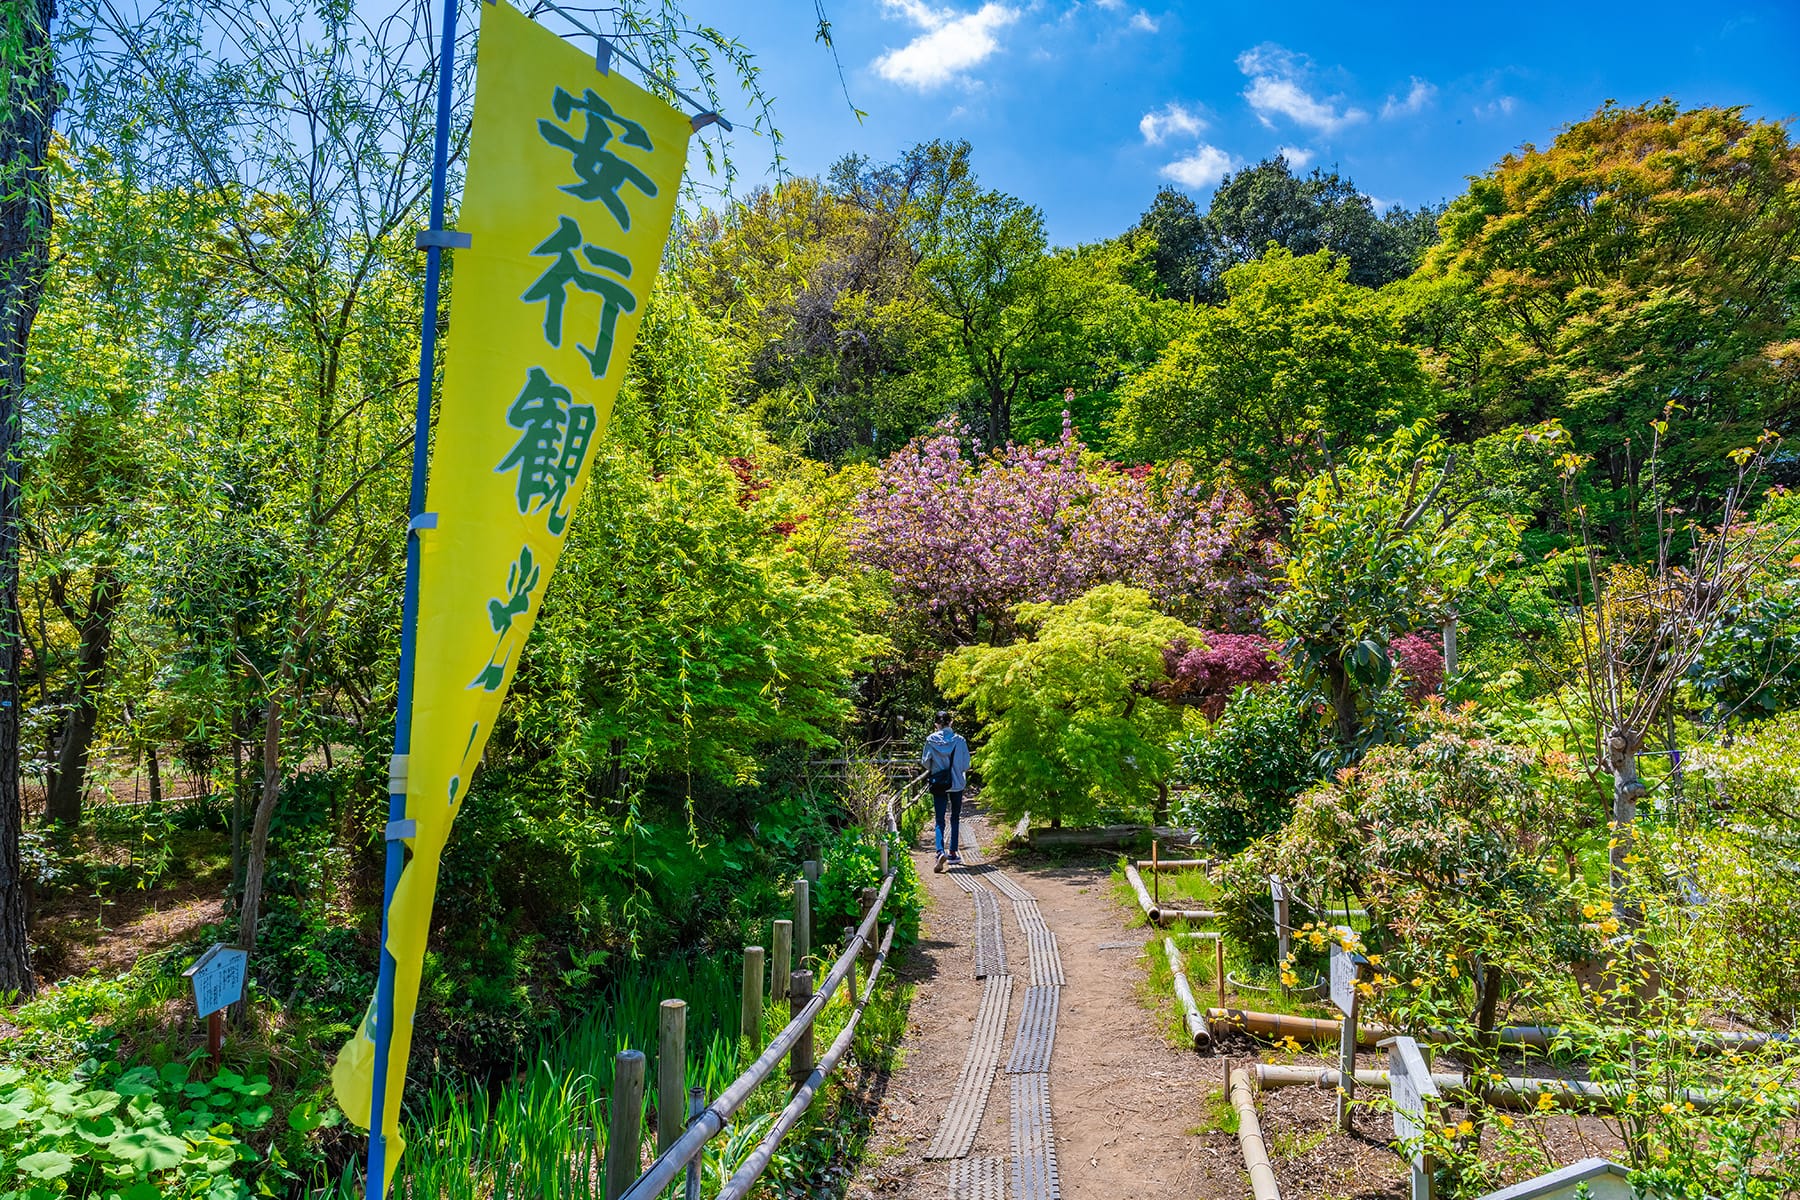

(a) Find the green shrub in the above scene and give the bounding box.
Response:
[0,1062,274,1198]
[1170,684,1322,855]
[815,826,923,951]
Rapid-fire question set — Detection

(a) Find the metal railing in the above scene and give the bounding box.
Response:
[617,782,923,1200]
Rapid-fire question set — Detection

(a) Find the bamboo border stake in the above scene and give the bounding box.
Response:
[770,920,792,1004]
[1152,840,1159,908]
[741,947,765,1054]
[1215,935,1227,1006]
[658,1000,686,1156]
[603,1049,646,1200]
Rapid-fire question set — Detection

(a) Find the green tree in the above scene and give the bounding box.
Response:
[0,0,56,995]
[1134,159,1442,303]
[936,585,1199,829]
[684,174,947,462]
[1266,421,1512,754]
[1415,101,1800,528]
[1110,248,1438,502]
[22,147,236,827]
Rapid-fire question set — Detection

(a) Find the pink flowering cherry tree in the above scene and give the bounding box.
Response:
[850,416,1263,647]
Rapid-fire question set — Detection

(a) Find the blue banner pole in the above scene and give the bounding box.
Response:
[365,0,460,1195]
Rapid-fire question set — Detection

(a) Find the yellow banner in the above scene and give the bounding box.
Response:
[332,2,690,1177]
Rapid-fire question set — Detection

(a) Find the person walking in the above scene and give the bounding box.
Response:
[921,710,970,873]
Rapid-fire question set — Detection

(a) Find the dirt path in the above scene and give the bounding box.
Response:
[852,807,1244,1200]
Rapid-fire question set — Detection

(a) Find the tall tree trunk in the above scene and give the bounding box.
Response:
[236,694,284,954]
[145,744,162,809]
[1603,726,1644,925]
[43,571,122,825]
[0,0,58,997]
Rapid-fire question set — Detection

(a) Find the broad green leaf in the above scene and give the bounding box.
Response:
[15,1151,73,1180]
[108,1128,189,1172]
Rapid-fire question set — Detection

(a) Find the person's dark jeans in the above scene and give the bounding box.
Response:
[933,787,963,856]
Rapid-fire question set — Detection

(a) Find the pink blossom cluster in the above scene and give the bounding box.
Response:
[1160,632,1281,718]
[850,416,1263,642]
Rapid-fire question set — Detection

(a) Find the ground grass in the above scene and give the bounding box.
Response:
[1193,1086,1238,1135]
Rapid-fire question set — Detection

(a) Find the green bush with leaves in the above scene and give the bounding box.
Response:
[937,585,1200,829]
[815,826,924,952]
[1239,708,1592,1040]
[0,1062,274,1198]
[1169,684,1323,855]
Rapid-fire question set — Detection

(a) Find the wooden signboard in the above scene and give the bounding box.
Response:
[1382,1035,1439,1200]
[185,943,248,1019]
[183,943,248,1067]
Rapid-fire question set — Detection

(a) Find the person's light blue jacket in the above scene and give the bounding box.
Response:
[921,727,971,791]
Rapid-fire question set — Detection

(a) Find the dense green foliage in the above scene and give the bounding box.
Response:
[14,20,1800,1192]
[937,586,1199,828]
[1169,683,1322,855]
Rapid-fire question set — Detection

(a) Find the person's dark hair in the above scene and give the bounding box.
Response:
[935,710,952,727]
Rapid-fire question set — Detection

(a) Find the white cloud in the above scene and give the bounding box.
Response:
[1474,96,1517,119]
[1276,144,1313,168]
[1235,42,1367,134]
[1381,77,1436,119]
[872,1,1020,90]
[1139,102,1205,145]
[1161,144,1237,189]
[1368,195,1397,215]
[1130,11,1158,31]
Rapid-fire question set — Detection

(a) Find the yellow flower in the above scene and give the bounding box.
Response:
[1623,853,1642,865]
[1598,918,1620,935]
[1581,904,1598,919]
[1441,1125,1457,1138]
[1457,1120,1474,1136]
[1497,1113,1514,1129]
[1367,953,1382,966]
[1683,1101,1695,1113]
[1536,1093,1556,1112]
[1659,1103,1675,1115]
[1626,1092,1638,1106]
[1447,963,1460,979]
[1411,977,1424,988]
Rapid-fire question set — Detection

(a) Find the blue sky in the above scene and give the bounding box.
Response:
[672,0,1800,246]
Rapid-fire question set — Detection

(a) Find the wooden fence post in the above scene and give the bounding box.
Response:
[1215,935,1227,1006]
[770,920,792,1003]
[658,999,686,1156]
[879,839,889,878]
[789,970,814,1089]
[741,946,765,1052]
[603,1049,645,1200]
[794,877,811,965]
